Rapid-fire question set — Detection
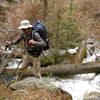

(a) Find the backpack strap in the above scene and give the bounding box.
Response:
[32,30,37,40]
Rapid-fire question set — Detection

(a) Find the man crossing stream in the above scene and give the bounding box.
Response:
[5,20,47,78]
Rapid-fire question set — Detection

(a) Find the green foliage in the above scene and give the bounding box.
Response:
[0,97,6,100]
[45,72,54,82]
[45,2,82,49]
[59,16,81,48]
[6,0,16,3]
[41,55,55,66]
[41,49,72,66]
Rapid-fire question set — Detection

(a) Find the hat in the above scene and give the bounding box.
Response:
[18,20,32,29]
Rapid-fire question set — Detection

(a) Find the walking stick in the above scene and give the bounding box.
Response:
[6,56,24,88]
[0,74,7,85]
[5,45,27,88]
[0,46,8,73]
[0,46,11,85]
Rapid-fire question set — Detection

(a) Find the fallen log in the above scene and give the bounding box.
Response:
[41,62,100,76]
[3,61,100,76]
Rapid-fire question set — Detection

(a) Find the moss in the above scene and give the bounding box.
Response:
[10,80,16,84]
[6,0,17,3]
[83,91,100,100]
[74,42,86,63]
[0,6,6,11]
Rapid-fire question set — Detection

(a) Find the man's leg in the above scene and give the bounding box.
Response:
[19,53,32,69]
[32,56,41,78]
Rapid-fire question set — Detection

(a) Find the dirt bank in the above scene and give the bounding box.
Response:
[0,84,72,100]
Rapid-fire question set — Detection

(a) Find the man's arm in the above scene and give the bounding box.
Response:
[5,33,24,47]
[11,33,24,45]
[29,32,46,47]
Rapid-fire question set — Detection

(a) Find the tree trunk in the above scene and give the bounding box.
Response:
[43,0,48,20]
[41,62,100,76]
[4,61,100,76]
[74,40,86,63]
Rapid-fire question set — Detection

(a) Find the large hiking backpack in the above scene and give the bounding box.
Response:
[32,20,49,50]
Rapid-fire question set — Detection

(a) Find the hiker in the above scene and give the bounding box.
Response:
[5,20,47,78]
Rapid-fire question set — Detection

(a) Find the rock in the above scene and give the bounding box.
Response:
[13,48,23,58]
[12,89,29,95]
[83,91,100,100]
[10,77,72,100]
[10,77,58,91]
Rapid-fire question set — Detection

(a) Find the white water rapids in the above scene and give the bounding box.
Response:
[47,73,100,100]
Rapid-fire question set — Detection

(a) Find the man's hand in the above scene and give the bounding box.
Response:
[5,41,11,47]
[28,40,36,45]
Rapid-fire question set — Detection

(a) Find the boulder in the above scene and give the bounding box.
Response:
[83,91,100,100]
[10,77,72,100]
[10,77,58,91]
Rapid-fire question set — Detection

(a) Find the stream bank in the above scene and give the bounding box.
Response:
[0,77,72,100]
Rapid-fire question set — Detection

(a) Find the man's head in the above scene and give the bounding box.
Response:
[18,20,32,35]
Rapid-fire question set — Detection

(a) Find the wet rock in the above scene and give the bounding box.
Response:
[83,91,100,100]
[10,77,58,91]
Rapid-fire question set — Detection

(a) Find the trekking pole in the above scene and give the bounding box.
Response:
[0,46,10,85]
[6,56,24,88]
[0,46,8,73]
[5,46,27,88]
[0,28,12,67]
[48,40,55,48]
[0,74,7,85]
[41,51,47,58]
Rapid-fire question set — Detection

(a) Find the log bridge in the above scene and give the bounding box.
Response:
[3,61,100,76]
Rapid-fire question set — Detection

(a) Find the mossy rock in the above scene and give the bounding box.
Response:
[83,91,100,100]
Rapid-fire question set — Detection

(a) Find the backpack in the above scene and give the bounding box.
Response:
[32,20,49,50]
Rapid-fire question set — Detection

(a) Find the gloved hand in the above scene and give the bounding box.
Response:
[28,40,36,45]
[5,41,11,47]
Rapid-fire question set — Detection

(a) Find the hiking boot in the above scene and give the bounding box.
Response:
[34,73,41,79]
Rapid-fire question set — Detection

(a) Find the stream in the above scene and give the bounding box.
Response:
[47,73,100,100]
[4,58,100,100]
[5,59,100,100]
[1,38,100,100]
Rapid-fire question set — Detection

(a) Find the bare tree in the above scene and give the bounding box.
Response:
[56,0,62,47]
[43,0,48,20]
[70,0,73,16]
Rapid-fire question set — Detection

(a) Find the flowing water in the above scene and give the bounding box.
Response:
[4,58,100,100]
[46,73,100,100]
